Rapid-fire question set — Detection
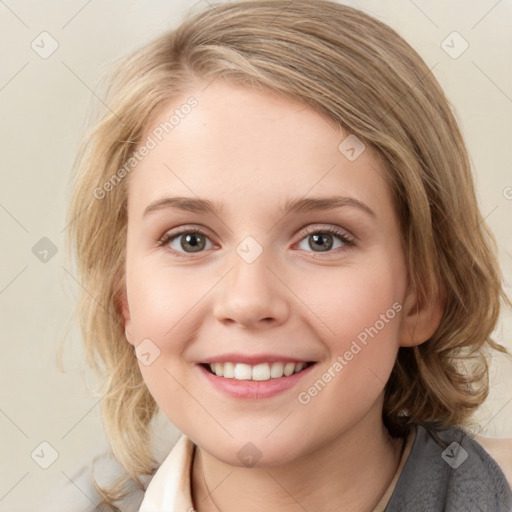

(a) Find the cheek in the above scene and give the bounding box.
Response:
[297,259,404,343]
[125,258,196,341]
[294,257,404,392]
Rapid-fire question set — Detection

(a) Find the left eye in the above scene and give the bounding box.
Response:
[296,227,353,253]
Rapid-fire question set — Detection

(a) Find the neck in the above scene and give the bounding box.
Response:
[191,405,405,512]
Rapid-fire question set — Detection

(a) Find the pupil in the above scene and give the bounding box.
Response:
[183,234,205,252]
[311,233,332,252]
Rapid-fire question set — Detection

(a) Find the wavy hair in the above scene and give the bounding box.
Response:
[64,0,511,509]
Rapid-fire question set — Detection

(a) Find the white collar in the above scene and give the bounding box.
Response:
[139,435,196,511]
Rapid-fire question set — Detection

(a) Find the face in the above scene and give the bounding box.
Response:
[122,79,411,467]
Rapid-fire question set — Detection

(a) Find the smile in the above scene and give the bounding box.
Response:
[198,360,317,399]
[202,361,316,381]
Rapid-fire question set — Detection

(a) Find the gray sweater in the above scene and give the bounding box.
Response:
[384,423,512,511]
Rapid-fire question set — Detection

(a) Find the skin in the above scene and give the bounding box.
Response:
[121,79,443,511]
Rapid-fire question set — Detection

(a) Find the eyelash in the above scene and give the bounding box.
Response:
[158,225,355,259]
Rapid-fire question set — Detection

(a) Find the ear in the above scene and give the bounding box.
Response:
[117,290,135,347]
[399,284,445,347]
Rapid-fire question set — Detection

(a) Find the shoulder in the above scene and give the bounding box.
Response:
[475,435,512,488]
[385,423,512,511]
[426,425,512,509]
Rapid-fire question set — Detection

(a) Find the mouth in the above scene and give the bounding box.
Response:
[199,361,316,381]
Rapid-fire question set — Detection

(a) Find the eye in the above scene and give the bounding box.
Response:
[296,225,354,254]
[159,229,214,257]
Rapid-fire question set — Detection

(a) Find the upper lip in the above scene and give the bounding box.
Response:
[199,353,315,365]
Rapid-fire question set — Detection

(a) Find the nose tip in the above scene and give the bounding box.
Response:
[216,298,281,329]
[213,258,290,329]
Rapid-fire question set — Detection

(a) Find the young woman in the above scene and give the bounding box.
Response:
[66,1,512,510]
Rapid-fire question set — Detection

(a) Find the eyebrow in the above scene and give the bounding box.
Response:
[143,195,376,219]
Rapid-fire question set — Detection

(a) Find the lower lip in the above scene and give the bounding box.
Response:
[197,363,316,399]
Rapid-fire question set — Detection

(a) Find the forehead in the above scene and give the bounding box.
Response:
[127,80,392,221]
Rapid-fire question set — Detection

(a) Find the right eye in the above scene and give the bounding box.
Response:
[159,229,215,257]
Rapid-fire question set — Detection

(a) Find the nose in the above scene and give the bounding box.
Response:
[213,251,290,329]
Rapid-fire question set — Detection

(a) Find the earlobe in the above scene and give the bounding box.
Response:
[120,295,131,322]
[117,292,135,346]
[124,327,135,346]
[399,285,445,347]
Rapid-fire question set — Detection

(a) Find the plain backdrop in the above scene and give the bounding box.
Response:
[0,0,511,510]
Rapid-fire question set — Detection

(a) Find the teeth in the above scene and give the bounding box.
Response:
[208,361,308,381]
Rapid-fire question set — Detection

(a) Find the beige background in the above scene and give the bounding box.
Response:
[0,0,511,510]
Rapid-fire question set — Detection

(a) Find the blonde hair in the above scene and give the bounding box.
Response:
[65,0,511,508]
